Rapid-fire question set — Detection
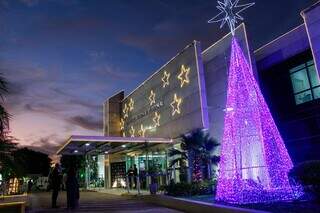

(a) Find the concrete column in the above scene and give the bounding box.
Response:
[301,2,320,75]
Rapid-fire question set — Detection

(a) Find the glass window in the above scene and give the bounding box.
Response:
[290,69,310,93]
[308,65,320,87]
[313,87,320,100]
[294,91,312,105]
[289,59,320,105]
[290,64,306,73]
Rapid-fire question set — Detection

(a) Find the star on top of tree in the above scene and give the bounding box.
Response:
[208,0,255,36]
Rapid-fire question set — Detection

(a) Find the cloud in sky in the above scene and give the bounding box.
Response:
[0,0,317,158]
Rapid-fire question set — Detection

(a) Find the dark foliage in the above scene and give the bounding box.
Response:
[160,180,216,196]
[289,160,320,200]
[0,136,18,179]
[13,147,52,176]
[169,128,220,182]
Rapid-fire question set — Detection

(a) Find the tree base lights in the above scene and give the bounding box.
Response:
[216,37,303,204]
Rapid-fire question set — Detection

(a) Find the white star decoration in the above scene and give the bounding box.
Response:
[170,94,182,116]
[161,71,170,88]
[208,0,254,36]
[149,90,156,106]
[178,65,190,88]
[153,112,161,127]
[128,98,134,111]
[138,124,146,137]
[129,126,135,137]
[120,118,124,130]
[123,103,129,119]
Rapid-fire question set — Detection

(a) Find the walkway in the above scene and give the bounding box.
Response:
[27,191,182,213]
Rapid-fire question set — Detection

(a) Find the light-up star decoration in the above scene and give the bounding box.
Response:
[178,65,190,88]
[138,124,146,137]
[128,98,134,111]
[153,112,161,127]
[149,90,156,106]
[123,103,129,119]
[161,71,170,88]
[129,126,135,137]
[120,118,125,130]
[170,94,182,116]
[208,0,255,36]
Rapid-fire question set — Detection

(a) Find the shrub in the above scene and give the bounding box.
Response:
[289,160,320,200]
[161,180,216,197]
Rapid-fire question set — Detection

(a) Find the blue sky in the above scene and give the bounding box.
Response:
[0,0,316,156]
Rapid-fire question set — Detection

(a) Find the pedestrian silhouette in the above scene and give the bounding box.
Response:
[49,163,62,208]
[66,166,79,210]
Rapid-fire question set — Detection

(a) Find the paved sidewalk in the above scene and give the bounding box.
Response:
[27,191,182,213]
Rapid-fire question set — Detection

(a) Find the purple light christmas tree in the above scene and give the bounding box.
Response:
[215,37,299,203]
[208,0,302,204]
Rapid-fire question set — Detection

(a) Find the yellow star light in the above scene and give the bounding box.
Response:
[153,111,160,127]
[123,103,129,119]
[170,94,182,116]
[119,118,125,130]
[161,71,170,88]
[149,90,156,106]
[138,124,146,137]
[177,65,190,87]
[129,126,135,137]
[128,98,134,111]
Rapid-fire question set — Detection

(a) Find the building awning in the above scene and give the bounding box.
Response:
[56,135,173,155]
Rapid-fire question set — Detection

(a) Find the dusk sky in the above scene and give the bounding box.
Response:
[0,0,316,157]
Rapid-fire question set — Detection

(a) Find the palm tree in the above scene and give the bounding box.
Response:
[168,148,188,182]
[169,128,220,183]
[0,74,10,139]
[0,74,15,180]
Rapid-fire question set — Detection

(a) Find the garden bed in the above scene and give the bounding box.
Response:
[183,195,320,213]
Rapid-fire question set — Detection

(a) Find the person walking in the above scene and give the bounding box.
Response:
[49,163,62,208]
[66,166,79,210]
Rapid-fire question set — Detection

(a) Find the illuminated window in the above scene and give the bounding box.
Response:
[290,60,320,105]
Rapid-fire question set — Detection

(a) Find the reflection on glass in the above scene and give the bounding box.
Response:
[294,90,312,105]
[313,87,320,100]
[290,69,310,93]
[308,65,320,87]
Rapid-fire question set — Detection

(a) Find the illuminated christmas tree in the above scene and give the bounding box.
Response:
[208,0,301,204]
[215,37,299,203]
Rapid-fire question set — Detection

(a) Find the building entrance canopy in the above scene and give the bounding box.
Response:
[56,135,173,155]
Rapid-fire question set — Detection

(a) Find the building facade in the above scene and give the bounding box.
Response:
[58,1,320,189]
